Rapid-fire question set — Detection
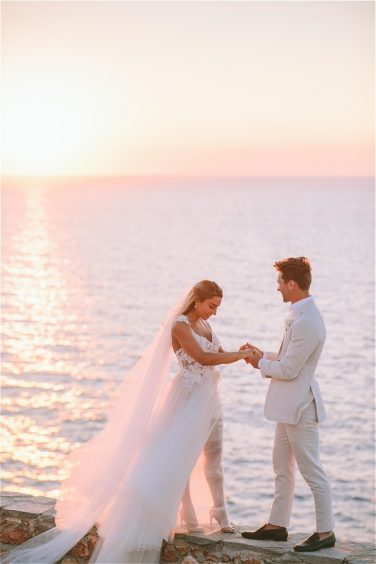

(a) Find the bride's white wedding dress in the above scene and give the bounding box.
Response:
[4,300,232,563]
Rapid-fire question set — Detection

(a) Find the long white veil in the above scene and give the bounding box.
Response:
[4,290,190,563]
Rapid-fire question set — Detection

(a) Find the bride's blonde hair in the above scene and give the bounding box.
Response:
[181,280,223,315]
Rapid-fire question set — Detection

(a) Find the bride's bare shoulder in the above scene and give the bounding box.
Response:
[171,315,190,335]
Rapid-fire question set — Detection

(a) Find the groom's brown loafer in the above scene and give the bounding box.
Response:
[241,524,288,541]
[294,532,336,552]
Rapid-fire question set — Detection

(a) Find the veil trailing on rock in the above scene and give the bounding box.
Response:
[4,290,192,563]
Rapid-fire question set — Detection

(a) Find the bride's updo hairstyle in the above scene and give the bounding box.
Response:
[181,280,223,315]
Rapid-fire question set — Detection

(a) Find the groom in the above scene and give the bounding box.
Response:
[241,257,335,552]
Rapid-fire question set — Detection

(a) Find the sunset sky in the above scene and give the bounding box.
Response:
[2,0,374,177]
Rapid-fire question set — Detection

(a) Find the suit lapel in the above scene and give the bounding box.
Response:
[277,300,313,359]
[277,321,293,359]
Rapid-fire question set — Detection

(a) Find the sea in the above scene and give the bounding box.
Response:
[1,175,374,543]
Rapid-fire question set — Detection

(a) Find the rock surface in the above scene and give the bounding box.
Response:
[0,492,374,563]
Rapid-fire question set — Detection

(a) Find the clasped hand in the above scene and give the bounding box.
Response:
[239,342,263,369]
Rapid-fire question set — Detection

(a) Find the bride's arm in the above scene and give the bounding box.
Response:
[172,322,251,366]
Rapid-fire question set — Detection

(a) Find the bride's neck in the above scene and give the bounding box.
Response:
[187,311,201,324]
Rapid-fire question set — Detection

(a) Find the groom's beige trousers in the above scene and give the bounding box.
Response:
[269,401,334,532]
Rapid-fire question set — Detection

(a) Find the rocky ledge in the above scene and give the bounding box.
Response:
[0,492,374,564]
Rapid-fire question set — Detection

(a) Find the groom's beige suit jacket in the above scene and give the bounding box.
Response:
[258,297,327,425]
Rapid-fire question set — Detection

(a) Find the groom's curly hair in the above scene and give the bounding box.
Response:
[274,256,312,290]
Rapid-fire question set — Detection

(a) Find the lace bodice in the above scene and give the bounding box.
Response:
[173,314,222,394]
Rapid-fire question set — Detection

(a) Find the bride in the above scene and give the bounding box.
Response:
[4,280,251,563]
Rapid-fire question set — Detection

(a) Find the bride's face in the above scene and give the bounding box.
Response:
[196,296,222,320]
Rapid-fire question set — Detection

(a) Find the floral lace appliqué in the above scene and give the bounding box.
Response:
[174,315,222,395]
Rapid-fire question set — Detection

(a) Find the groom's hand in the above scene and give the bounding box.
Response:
[248,348,263,369]
[239,343,263,364]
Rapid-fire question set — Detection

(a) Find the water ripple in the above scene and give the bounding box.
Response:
[1,176,374,543]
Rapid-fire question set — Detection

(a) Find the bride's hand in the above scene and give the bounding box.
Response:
[236,349,255,363]
[239,343,264,361]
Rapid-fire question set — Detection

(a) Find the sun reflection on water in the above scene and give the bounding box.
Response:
[1,186,100,496]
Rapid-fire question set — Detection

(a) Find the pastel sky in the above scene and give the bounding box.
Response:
[2,1,374,176]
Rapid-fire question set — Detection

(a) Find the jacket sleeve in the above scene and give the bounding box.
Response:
[264,351,278,361]
[258,319,320,380]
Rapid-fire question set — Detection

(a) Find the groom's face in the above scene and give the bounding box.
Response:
[277,272,292,302]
